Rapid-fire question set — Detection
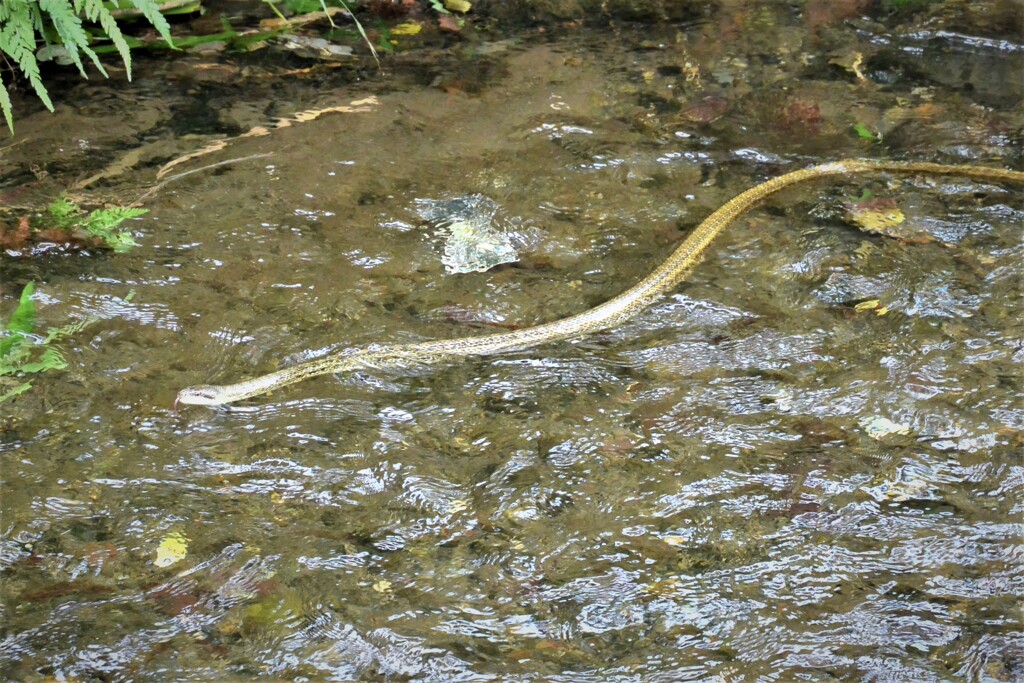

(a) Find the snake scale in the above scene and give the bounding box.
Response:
[176,159,1023,406]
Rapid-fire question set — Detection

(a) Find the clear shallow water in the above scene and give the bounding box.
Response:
[2,3,1023,681]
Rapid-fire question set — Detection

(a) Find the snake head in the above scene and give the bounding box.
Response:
[175,385,224,407]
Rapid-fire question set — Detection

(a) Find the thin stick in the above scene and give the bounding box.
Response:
[135,153,273,204]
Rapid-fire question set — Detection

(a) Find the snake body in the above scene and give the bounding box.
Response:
[176,160,1024,406]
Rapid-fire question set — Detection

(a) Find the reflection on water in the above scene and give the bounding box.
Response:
[2,2,1023,681]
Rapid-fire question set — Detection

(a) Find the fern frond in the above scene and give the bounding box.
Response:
[1,0,174,133]
[0,0,55,119]
[0,381,34,403]
[0,74,14,133]
[19,346,68,374]
[127,0,175,47]
[39,0,108,78]
[78,0,132,78]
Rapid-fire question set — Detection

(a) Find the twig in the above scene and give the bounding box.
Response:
[135,153,273,204]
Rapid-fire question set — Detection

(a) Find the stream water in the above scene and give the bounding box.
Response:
[2,2,1022,681]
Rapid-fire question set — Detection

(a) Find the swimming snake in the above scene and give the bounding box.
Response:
[176,159,1023,406]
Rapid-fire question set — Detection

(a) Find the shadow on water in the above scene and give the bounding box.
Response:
[2,1,1023,681]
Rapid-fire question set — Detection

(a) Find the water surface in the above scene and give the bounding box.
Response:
[2,3,1023,681]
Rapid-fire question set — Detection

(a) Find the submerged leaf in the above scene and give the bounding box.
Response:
[19,347,68,374]
[852,122,877,140]
[390,22,422,35]
[850,298,889,316]
[415,195,520,274]
[2,282,36,336]
[0,283,36,361]
[860,416,911,439]
[846,197,905,234]
[154,531,189,567]
[0,381,33,402]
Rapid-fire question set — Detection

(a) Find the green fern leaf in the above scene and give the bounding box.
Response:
[40,0,109,78]
[19,346,68,374]
[128,0,174,45]
[0,381,34,403]
[1,0,176,132]
[0,0,55,120]
[0,79,14,136]
[128,0,175,47]
[0,281,36,363]
[83,0,132,78]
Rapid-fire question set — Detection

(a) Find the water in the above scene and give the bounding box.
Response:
[2,2,1022,680]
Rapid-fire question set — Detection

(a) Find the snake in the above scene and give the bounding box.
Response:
[176,159,1024,406]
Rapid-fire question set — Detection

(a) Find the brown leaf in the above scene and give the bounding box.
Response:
[437,14,462,32]
[780,99,822,129]
[0,217,32,249]
[677,96,729,124]
[805,0,872,31]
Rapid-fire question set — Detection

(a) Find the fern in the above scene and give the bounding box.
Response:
[117,0,174,57]
[0,281,60,402]
[78,0,131,79]
[0,0,54,132]
[0,281,135,402]
[0,0,175,134]
[47,195,147,252]
[80,205,147,252]
[41,0,107,78]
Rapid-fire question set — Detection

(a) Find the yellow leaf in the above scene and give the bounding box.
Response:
[852,208,905,233]
[391,22,422,36]
[445,0,472,12]
[154,531,189,567]
[853,299,881,312]
[846,198,906,235]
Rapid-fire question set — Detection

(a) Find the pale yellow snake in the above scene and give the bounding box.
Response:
[176,159,1023,406]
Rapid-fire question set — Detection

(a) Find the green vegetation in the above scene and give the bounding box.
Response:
[46,196,147,253]
[0,0,175,134]
[0,282,136,402]
[1,283,68,402]
[852,122,879,141]
[1,1,470,133]
[882,0,940,13]
[1,199,142,400]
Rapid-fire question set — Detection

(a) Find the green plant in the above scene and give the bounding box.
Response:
[0,284,58,401]
[882,0,939,12]
[0,282,135,402]
[0,0,175,134]
[47,195,147,252]
[262,0,379,64]
[852,122,879,141]
[1,282,69,402]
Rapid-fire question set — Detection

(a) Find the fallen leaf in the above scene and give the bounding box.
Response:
[437,14,462,32]
[851,299,889,316]
[830,50,867,81]
[390,22,423,36]
[677,96,729,124]
[154,531,189,568]
[846,197,904,234]
[860,416,911,440]
[780,99,822,128]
